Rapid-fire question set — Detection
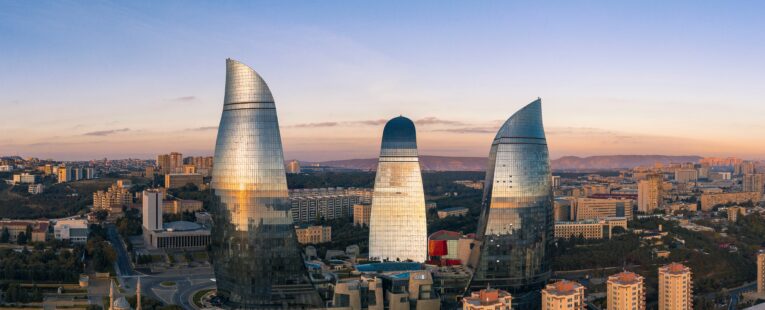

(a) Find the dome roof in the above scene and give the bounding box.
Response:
[113,296,132,310]
[380,116,418,157]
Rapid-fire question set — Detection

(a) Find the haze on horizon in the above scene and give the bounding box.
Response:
[1,1,764,161]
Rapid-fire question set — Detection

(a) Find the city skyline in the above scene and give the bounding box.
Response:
[2,2,765,161]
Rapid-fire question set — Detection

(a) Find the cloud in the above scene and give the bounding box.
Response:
[291,122,339,128]
[432,127,498,134]
[414,117,465,126]
[350,119,388,126]
[83,128,130,136]
[173,96,196,101]
[189,126,218,131]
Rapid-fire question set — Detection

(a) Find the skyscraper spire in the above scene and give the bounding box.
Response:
[209,59,322,308]
[109,279,114,310]
[369,116,428,262]
[468,98,554,309]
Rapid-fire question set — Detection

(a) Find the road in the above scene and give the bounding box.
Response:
[107,225,215,308]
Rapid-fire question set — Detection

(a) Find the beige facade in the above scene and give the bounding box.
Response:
[758,251,765,294]
[638,174,662,213]
[290,187,373,223]
[93,184,131,212]
[555,218,627,240]
[354,203,372,226]
[607,271,645,310]
[727,206,746,222]
[0,220,48,243]
[700,192,761,211]
[462,288,512,310]
[162,199,203,214]
[541,280,585,310]
[164,173,204,189]
[674,169,698,183]
[744,173,765,194]
[575,198,633,221]
[658,263,692,310]
[295,225,332,244]
[157,152,184,174]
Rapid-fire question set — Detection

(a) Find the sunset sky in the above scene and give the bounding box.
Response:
[1,1,764,161]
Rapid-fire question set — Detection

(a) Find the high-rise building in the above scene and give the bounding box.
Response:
[289,187,372,223]
[674,169,698,183]
[757,251,765,294]
[209,59,321,308]
[607,271,645,310]
[658,263,692,310]
[638,174,662,213]
[157,152,184,174]
[353,203,372,226]
[540,280,585,310]
[469,99,554,309]
[93,184,131,212]
[369,116,427,262]
[743,173,765,194]
[142,190,163,231]
[736,160,756,175]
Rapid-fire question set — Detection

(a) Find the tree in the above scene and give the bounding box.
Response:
[0,227,9,243]
[17,231,27,244]
[25,224,33,242]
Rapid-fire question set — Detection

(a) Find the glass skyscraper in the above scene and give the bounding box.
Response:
[368,116,428,262]
[209,59,322,308]
[468,99,554,309]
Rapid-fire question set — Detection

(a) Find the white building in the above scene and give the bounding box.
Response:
[142,190,163,231]
[54,218,89,243]
[28,184,44,194]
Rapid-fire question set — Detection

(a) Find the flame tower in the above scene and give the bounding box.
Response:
[368,116,428,262]
[468,99,554,309]
[209,59,322,308]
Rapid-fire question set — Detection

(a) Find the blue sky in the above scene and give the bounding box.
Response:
[1,1,764,160]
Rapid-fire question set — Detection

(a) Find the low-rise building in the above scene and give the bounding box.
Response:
[701,192,761,211]
[575,198,633,221]
[462,288,512,310]
[162,199,203,214]
[93,184,132,213]
[555,217,628,239]
[0,220,49,243]
[53,218,89,243]
[437,207,469,219]
[144,221,211,249]
[12,173,39,184]
[164,173,204,189]
[28,183,44,194]
[295,225,332,244]
[541,280,585,310]
[427,230,475,264]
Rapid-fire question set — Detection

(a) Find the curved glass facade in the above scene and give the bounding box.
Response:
[209,59,322,308]
[468,99,554,309]
[369,116,428,262]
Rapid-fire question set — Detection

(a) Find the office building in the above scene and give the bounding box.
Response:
[164,173,203,189]
[607,271,645,310]
[757,251,765,294]
[144,220,211,249]
[574,198,633,221]
[744,173,765,194]
[369,116,428,263]
[142,190,163,231]
[290,187,372,223]
[555,217,628,240]
[554,198,574,221]
[700,192,761,211]
[469,99,553,309]
[638,174,662,213]
[674,169,698,183]
[295,225,332,244]
[541,280,585,310]
[354,203,372,226]
[53,218,89,244]
[208,59,321,307]
[162,199,203,214]
[463,288,513,310]
[658,263,692,310]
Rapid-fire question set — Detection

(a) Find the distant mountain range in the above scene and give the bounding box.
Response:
[301,155,703,171]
